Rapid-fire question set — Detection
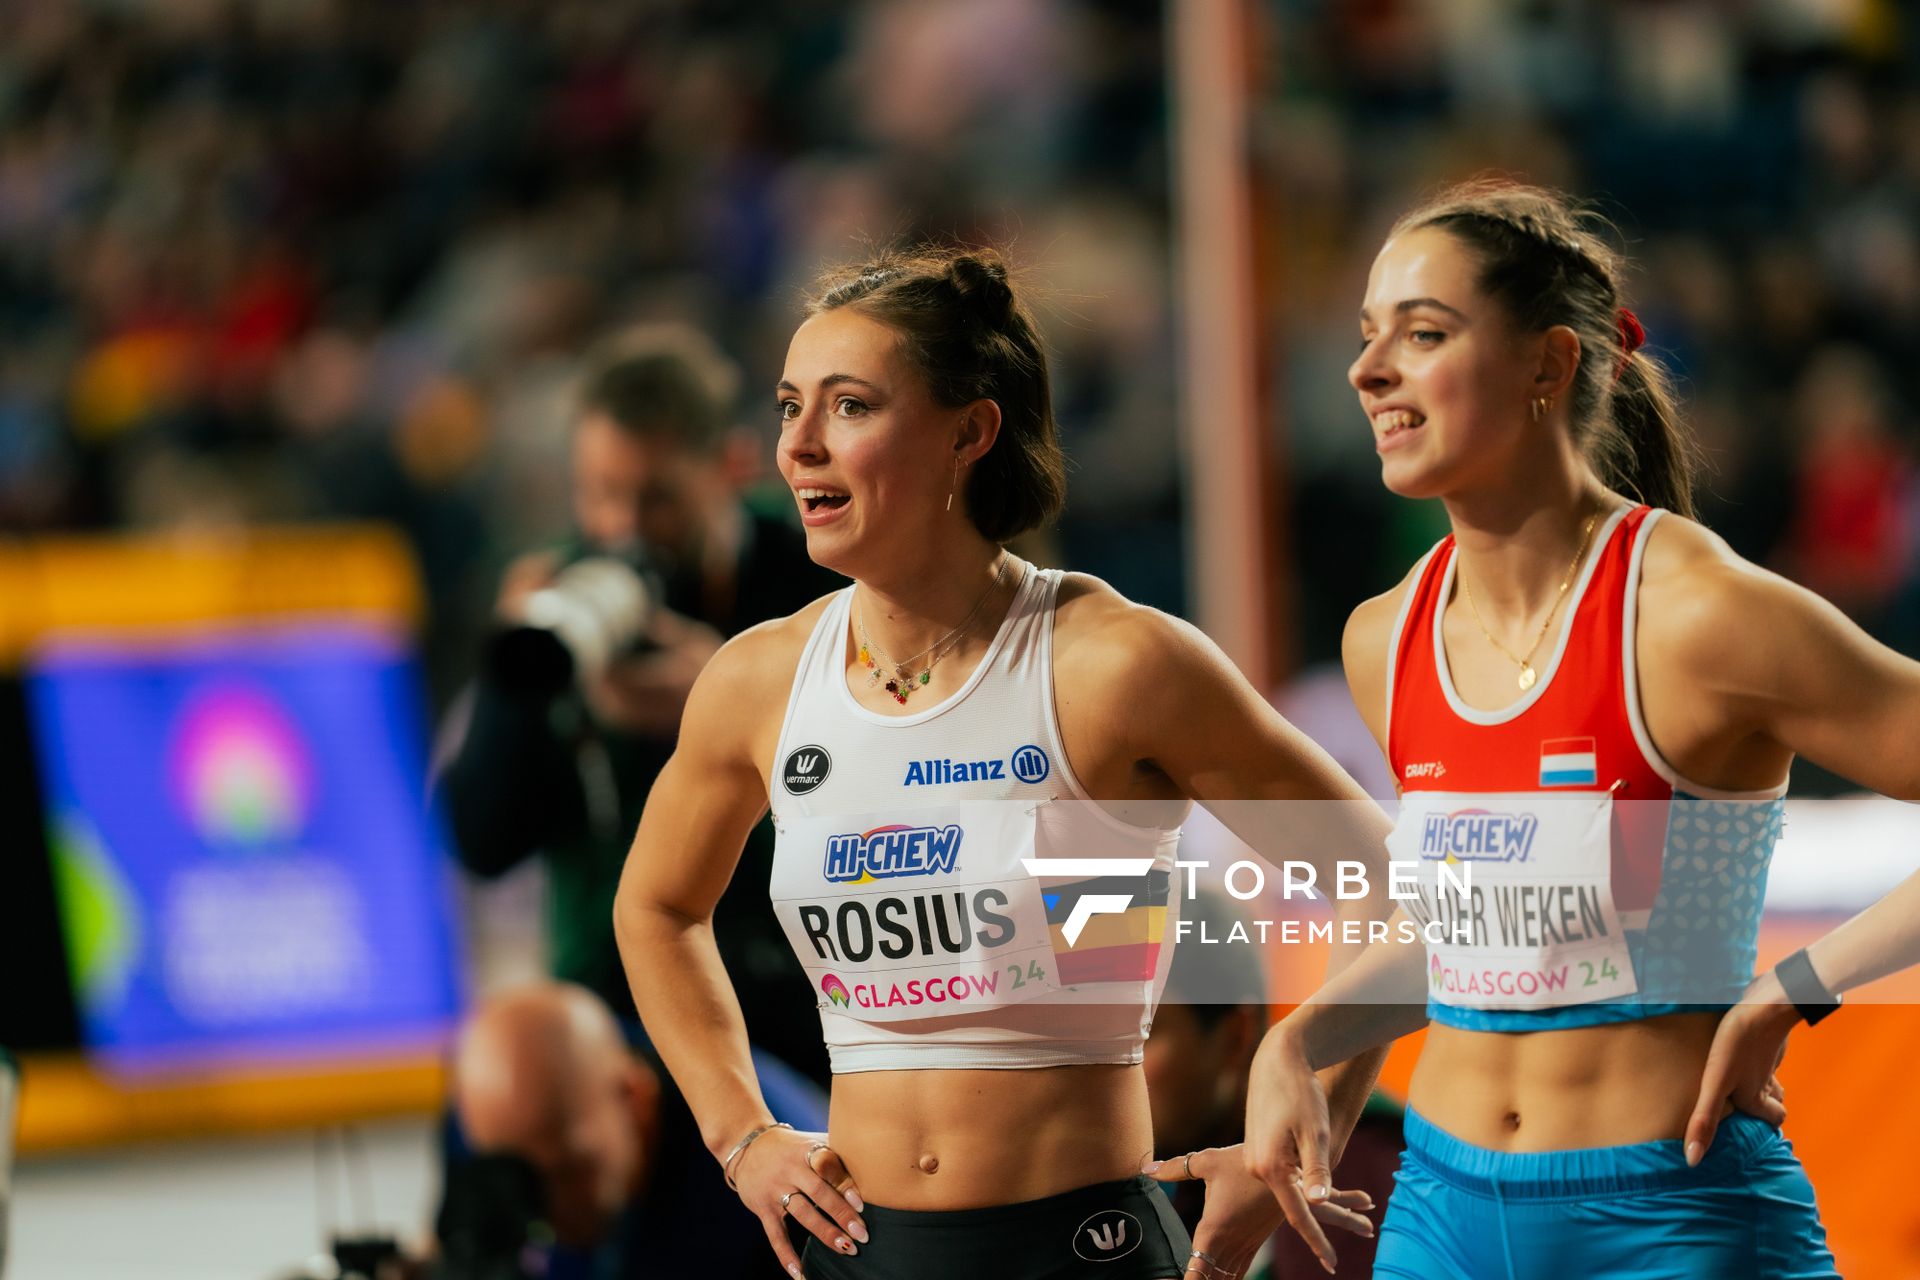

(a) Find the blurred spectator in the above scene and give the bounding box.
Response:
[434,326,841,1080]
[441,980,826,1280]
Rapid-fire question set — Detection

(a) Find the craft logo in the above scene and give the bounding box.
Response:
[1072,1210,1142,1262]
[823,824,963,882]
[1010,744,1050,784]
[783,745,832,795]
[820,974,851,1008]
[169,683,313,848]
[1020,857,1154,946]
[1419,809,1539,862]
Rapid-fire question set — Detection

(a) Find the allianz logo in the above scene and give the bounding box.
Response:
[904,744,1051,787]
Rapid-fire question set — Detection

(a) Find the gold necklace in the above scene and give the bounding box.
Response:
[1459,510,1601,691]
[857,557,1011,705]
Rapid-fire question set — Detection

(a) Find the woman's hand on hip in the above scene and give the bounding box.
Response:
[1685,977,1798,1166]
[734,1129,868,1277]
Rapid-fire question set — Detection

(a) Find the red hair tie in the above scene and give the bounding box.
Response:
[1613,308,1645,382]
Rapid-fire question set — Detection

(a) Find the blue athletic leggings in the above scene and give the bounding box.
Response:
[1374,1108,1839,1279]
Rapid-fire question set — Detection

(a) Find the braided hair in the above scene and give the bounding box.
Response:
[808,247,1065,541]
[1395,180,1696,517]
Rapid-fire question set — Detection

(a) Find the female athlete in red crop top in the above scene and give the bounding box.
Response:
[1243,181,1920,1277]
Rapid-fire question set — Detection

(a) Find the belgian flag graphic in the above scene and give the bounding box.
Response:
[1040,870,1172,984]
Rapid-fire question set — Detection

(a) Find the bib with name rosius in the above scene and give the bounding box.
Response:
[770,799,1063,1022]
[1388,789,1638,1011]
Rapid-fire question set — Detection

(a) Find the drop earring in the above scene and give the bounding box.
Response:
[1531,396,1555,424]
[947,456,961,511]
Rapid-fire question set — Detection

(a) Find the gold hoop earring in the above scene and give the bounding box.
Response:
[1531,396,1554,424]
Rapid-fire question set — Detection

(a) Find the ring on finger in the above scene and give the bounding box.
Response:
[1182,1152,1195,1180]
[804,1141,831,1171]
[780,1191,798,1211]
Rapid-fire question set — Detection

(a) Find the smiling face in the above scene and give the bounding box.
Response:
[1349,226,1544,500]
[776,307,963,577]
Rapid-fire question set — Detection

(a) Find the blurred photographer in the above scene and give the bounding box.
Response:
[436,982,826,1280]
[437,326,841,1078]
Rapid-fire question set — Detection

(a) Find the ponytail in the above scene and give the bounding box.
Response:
[1593,352,1697,518]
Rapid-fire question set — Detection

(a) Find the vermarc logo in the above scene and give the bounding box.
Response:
[1072,1209,1142,1261]
[782,745,831,794]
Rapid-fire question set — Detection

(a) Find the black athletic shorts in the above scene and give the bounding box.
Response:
[801,1175,1193,1279]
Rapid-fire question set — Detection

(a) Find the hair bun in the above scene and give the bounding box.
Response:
[948,253,1014,327]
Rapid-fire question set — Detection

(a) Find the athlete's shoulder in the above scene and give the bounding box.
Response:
[1636,510,1785,637]
[710,589,841,679]
[1054,569,1213,676]
[1343,553,1432,676]
[684,592,840,760]
[1637,510,1827,678]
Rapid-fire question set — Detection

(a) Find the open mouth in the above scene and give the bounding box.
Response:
[1373,408,1426,442]
[796,487,850,515]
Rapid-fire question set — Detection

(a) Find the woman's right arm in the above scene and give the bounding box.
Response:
[612,616,867,1275]
[1244,580,1434,1265]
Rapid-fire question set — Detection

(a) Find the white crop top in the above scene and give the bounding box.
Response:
[767,565,1188,1073]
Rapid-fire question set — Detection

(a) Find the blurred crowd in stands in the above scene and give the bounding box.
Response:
[0,0,1915,722]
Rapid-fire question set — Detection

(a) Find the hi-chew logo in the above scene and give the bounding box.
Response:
[1419,809,1540,862]
[783,745,831,795]
[824,824,963,883]
[1020,858,1152,945]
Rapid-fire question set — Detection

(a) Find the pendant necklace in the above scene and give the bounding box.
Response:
[1460,509,1601,692]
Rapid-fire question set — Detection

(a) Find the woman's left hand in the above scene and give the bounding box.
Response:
[1683,973,1800,1166]
[1145,1144,1374,1278]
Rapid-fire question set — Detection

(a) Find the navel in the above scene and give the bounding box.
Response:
[916,1152,940,1175]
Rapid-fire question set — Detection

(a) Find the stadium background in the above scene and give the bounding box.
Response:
[1,1,1916,1276]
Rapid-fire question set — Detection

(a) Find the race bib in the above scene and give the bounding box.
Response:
[1389,789,1638,1011]
[770,801,1063,1022]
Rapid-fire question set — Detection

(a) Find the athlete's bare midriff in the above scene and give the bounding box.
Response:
[1407,1009,1724,1151]
[829,1063,1153,1209]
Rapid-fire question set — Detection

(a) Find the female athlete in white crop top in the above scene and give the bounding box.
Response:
[613,247,1392,1280]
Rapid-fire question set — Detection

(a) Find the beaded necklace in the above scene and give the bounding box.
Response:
[857,556,1011,705]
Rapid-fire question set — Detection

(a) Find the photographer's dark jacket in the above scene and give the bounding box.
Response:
[438,508,842,1078]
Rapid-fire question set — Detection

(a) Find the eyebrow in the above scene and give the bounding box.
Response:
[1359,297,1468,323]
[776,373,883,394]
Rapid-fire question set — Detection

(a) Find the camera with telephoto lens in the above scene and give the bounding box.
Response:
[491,543,660,695]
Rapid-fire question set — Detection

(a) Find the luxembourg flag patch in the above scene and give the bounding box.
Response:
[1539,737,1598,787]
